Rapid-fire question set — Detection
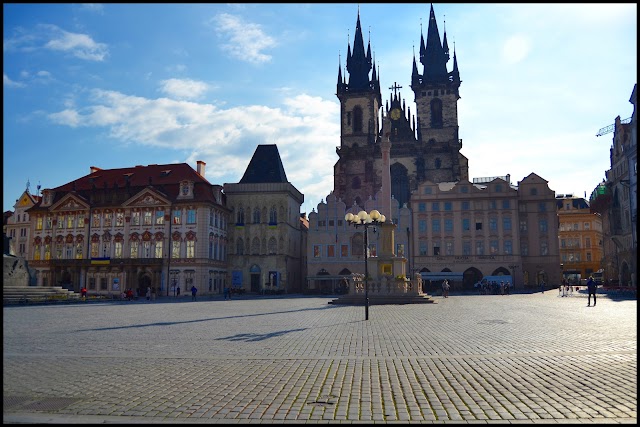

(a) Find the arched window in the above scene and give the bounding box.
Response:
[353,106,363,133]
[269,206,277,224]
[251,237,260,254]
[391,163,410,208]
[268,237,277,254]
[237,208,244,225]
[253,207,261,224]
[430,98,443,128]
[236,238,244,255]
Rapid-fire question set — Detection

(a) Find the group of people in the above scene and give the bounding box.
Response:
[477,281,511,295]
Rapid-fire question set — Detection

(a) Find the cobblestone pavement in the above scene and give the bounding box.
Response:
[3,291,637,424]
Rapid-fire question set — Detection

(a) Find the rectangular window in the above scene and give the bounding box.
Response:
[89,277,96,290]
[462,201,470,210]
[115,212,124,227]
[585,237,591,248]
[539,219,548,232]
[44,244,51,260]
[156,211,165,225]
[444,202,452,211]
[130,241,138,258]
[67,215,74,229]
[520,220,527,232]
[34,245,41,260]
[445,219,453,232]
[91,242,99,258]
[341,244,349,257]
[102,242,110,258]
[104,212,112,227]
[573,223,579,231]
[489,200,497,210]
[463,241,471,255]
[143,211,152,225]
[187,209,197,224]
[445,241,454,255]
[521,241,529,256]
[433,245,440,256]
[92,213,101,227]
[584,222,590,230]
[432,202,440,211]
[419,242,428,256]
[155,241,163,258]
[78,215,85,228]
[541,241,549,256]
[475,241,484,255]
[489,218,498,231]
[432,219,440,233]
[45,216,52,230]
[503,217,512,231]
[475,221,482,230]
[186,240,195,258]
[502,200,510,209]
[313,245,321,258]
[66,245,73,259]
[115,241,122,258]
[36,216,43,230]
[504,240,512,254]
[172,241,180,258]
[418,220,427,233]
[424,187,432,194]
[490,240,499,255]
[586,252,592,262]
[58,215,65,228]
[132,211,140,226]
[539,202,547,212]
[143,241,151,258]
[100,278,108,290]
[172,210,181,225]
[462,218,470,231]
[327,245,335,257]
[418,202,426,212]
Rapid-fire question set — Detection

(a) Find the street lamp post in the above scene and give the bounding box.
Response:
[345,209,386,321]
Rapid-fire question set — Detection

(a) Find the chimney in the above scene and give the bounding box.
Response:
[197,160,206,177]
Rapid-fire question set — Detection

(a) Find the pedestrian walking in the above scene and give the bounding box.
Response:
[146,286,151,301]
[500,281,505,296]
[540,281,545,294]
[176,286,180,297]
[442,280,450,298]
[191,285,197,301]
[223,285,229,300]
[587,276,597,306]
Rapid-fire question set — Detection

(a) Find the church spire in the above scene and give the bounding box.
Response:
[421,3,449,84]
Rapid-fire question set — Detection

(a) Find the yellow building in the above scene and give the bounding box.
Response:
[556,195,604,283]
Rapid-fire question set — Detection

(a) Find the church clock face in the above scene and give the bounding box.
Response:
[390,108,401,121]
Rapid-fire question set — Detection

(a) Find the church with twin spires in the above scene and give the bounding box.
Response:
[306,4,561,293]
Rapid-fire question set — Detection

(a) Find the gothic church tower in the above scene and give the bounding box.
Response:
[334,9,382,209]
[411,4,468,183]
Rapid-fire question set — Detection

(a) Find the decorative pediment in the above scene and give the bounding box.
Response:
[124,188,170,208]
[50,193,89,212]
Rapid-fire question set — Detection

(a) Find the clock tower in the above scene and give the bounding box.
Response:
[334,9,382,209]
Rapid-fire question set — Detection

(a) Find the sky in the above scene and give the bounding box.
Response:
[3,3,637,215]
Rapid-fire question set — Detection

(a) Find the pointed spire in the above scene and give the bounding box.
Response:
[442,17,450,62]
[451,41,460,85]
[346,7,373,91]
[412,51,420,85]
[421,3,450,83]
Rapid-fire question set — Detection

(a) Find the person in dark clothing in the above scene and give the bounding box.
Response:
[587,277,597,306]
[191,285,197,301]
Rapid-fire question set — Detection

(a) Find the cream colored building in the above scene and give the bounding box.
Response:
[224,145,307,294]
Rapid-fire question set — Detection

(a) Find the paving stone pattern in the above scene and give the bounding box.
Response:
[3,291,637,424]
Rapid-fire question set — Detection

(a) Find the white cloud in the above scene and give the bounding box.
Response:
[501,34,531,65]
[211,13,276,64]
[3,73,26,88]
[46,89,339,214]
[43,25,108,61]
[80,4,104,14]
[159,78,210,100]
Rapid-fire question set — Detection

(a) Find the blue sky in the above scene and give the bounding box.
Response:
[3,3,637,215]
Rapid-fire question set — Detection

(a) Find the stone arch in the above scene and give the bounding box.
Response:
[463,267,483,291]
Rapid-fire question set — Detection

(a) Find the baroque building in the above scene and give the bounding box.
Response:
[556,194,604,283]
[307,4,561,292]
[23,161,230,297]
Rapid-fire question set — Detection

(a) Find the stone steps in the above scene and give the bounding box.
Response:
[3,286,79,305]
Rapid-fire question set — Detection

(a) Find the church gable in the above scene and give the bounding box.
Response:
[123,189,170,207]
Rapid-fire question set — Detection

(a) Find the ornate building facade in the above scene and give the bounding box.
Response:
[24,161,230,297]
